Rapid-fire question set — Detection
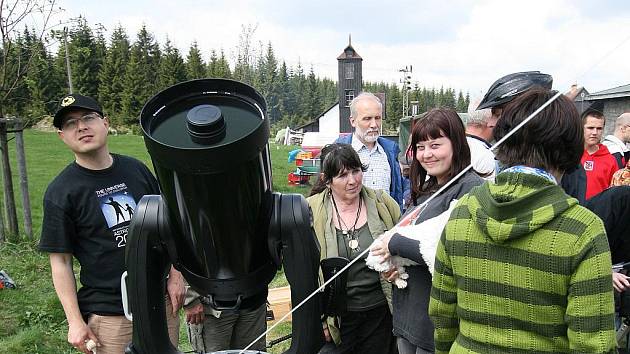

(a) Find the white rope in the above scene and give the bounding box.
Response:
[240,33,630,353]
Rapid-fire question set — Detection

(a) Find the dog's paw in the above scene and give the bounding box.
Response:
[394,278,408,289]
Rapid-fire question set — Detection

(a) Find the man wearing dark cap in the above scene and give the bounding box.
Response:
[39,94,184,354]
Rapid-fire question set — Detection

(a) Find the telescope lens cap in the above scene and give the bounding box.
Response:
[186,104,226,144]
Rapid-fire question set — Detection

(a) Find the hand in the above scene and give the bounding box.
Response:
[323,325,332,342]
[67,321,99,354]
[613,272,630,293]
[167,267,186,315]
[185,302,205,325]
[371,232,394,262]
[382,269,400,283]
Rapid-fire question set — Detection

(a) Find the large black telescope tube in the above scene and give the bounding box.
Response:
[140,79,275,309]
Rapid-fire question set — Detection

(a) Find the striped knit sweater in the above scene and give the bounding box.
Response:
[429,172,616,354]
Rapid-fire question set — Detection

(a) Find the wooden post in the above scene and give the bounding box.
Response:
[0,178,4,243]
[0,119,19,237]
[15,124,32,240]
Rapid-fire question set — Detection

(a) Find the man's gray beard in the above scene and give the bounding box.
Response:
[357,129,379,144]
[363,134,378,143]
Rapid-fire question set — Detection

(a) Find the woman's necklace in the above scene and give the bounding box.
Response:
[331,193,363,252]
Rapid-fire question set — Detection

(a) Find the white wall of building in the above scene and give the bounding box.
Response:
[318,104,340,135]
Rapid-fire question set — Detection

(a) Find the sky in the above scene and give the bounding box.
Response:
[48,0,630,98]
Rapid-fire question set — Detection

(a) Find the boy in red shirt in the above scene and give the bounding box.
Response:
[581,110,618,199]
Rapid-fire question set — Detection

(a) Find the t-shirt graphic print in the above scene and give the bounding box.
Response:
[96,183,137,247]
[97,184,137,227]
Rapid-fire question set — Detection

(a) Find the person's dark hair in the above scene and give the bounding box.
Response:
[409,108,471,204]
[581,110,605,125]
[308,143,367,196]
[493,88,583,173]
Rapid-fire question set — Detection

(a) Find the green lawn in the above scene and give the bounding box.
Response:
[0,130,312,353]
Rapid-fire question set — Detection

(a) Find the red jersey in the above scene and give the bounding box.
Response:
[581,144,619,199]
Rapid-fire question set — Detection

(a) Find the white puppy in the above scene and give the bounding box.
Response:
[366,200,458,288]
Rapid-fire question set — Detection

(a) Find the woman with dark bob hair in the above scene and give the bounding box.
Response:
[371,108,484,353]
[308,143,400,353]
[430,89,616,353]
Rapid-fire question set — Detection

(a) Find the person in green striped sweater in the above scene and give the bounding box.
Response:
[429,88,617,353]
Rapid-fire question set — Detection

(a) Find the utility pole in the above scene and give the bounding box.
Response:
[63,27,74,93]
[399,66,412,117]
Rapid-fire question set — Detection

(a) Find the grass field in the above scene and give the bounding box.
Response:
[0,130,313,354]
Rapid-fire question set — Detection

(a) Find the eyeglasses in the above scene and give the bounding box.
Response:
[61,113,103,131]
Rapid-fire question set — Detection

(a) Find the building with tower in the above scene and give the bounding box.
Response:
[337,35,363,133]
[297,36,385,137]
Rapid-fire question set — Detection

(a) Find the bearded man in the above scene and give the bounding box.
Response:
[336,92,404,209]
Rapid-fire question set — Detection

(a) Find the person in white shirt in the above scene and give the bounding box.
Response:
[465,98,497,181]
[602,113,630,168]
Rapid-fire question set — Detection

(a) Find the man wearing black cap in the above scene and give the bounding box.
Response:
[39,94,185,354]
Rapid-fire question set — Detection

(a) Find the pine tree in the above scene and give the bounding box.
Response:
[443,88,456,109]
[68,17,102,98]
[303,66,321,120]
[418,88,427,113]
[456,90,467,112]
[157,38,187,90]
[186,41,205,80]
[207,50,218,77]
[387,85,402,124]
[98,25,130,125]
[320,78,337,108]
[4,30,32,116]
[288,62,305,123]
[276,61,290,121]
[426,88,436,110]
[121,25,161,125]
[52,40,70,95]
[465,92,470,111]
[257,42,280,122]
[207,49,231,78]
[24,30,59,119]
[93,25,107,78]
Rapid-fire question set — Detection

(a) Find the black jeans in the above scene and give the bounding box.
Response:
[335,304,396,354]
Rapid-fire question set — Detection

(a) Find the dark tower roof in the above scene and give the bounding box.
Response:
[337,34,362,60]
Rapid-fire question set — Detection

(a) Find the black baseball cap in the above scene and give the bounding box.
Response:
[53,94,104,129]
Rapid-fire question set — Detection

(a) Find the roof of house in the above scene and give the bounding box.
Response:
[586,83,630,100]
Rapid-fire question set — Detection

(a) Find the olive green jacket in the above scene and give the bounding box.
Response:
[307,187,401,344]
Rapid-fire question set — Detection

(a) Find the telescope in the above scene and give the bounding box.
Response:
[123,79,323,354]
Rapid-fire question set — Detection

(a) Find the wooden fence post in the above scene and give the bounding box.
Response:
[15,123,32,240]
[0,118,19,237]
[0,181,4,243]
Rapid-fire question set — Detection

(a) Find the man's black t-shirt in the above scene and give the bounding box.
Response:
[39,154,159,316]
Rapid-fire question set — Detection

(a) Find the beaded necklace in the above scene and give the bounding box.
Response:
[331,193,363,252]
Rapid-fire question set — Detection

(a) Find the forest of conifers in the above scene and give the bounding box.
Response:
[4,18,469,133]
